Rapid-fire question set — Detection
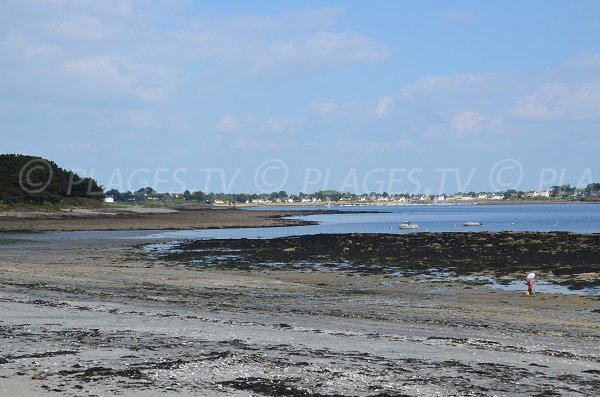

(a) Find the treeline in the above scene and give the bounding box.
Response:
[504,183,600,200]
[106,187,295,203]
[104,188,414,204]
[551,183,600,198]
[0,154,104,204]
[106,184,600,205]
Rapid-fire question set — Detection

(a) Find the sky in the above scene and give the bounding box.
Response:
[1,0,600,194]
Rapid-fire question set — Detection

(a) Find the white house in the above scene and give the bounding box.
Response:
[527,190,551,198]
[104,196,114,203]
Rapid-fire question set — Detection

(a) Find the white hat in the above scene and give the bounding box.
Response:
[527,272,536,279]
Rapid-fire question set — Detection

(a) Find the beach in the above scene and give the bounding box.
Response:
[0,207,319,232]
[0,211,599,396]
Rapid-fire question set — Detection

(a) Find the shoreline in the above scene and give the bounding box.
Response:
[1,234,598,396]
[222,199,600,207]
[0,207,328,232]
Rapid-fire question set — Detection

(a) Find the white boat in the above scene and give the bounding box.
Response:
[463,221,482,226]
[399,221,420,229]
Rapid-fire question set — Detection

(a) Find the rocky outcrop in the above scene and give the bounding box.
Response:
[165,232,600,283]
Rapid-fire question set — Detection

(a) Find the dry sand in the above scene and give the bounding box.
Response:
[1,229,598,396]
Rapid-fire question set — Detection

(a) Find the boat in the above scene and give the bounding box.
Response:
[399,221,420,229]
[463,221,482,226]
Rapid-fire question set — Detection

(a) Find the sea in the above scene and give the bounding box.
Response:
[146,203,600,240]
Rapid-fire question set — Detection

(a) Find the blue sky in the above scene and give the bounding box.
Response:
[1,0,599,194]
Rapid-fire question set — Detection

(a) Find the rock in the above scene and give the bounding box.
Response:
[31,372,47,380]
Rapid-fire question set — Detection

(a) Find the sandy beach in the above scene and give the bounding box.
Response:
[0,211,599,396]
[0,207,318,232]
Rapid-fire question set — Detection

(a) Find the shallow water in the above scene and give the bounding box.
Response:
[138,203,600,240]
[487,279,600,296]
[419,273,600,296]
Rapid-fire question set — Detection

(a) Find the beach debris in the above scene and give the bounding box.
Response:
[31,372,47,380]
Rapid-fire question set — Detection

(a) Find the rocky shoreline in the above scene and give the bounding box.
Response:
[161,232,600,289]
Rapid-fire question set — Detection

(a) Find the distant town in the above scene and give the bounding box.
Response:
[104,183,600,205]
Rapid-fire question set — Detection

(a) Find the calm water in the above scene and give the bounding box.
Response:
[4,204,598,296]
[3,204,598,242]
[145,203,600,240]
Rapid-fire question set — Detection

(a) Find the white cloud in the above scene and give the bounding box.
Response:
[223,7,343,32]
[305,31,389,63]
[1,3,388,111]
[310,101,338,116]
[133,86,170,102]
[46,14,119,40]
[449,110,504,137]
[542,53,600,84]
[374,96,394,120]
[510,82,600,121]
[262,116,306,135]
[155,9,388,75]
[216,115,240,133]
[400,73,493,99]
[310,101,361,119]
[451,110,488,135]
[3,34,59,58]
[64,55,134,81]
[564,53,600,71]
[216,113,304,137]
[129,110,157,129]
[62,55,173,102]
[215,30,388,73]
[42,0,134,17]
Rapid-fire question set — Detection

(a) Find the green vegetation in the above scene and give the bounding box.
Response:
[502,183,600,201]
[104,187,417,205]
[0,154,104,206]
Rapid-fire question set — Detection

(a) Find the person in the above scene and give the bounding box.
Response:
[526,272,536,296]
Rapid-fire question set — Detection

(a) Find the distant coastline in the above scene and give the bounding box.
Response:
[214,199,600,208]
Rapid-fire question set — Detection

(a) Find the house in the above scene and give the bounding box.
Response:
[526,190,551,198]
[104,196,114,203]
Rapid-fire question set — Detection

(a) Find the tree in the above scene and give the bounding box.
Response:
[504,189,517,200]
[0,154,104,204]
[584,183,600,196]
[191,191,206,202]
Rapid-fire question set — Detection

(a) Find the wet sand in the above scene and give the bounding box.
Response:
[1,233,599,396]
[0,207,319,231]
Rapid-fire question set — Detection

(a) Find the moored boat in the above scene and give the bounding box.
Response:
[399,221,420,229]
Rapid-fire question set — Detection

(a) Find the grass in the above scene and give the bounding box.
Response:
[0,202,57,212]
[0,198,106,212]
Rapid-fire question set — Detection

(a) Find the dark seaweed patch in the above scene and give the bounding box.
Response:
[159,232,600,287]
